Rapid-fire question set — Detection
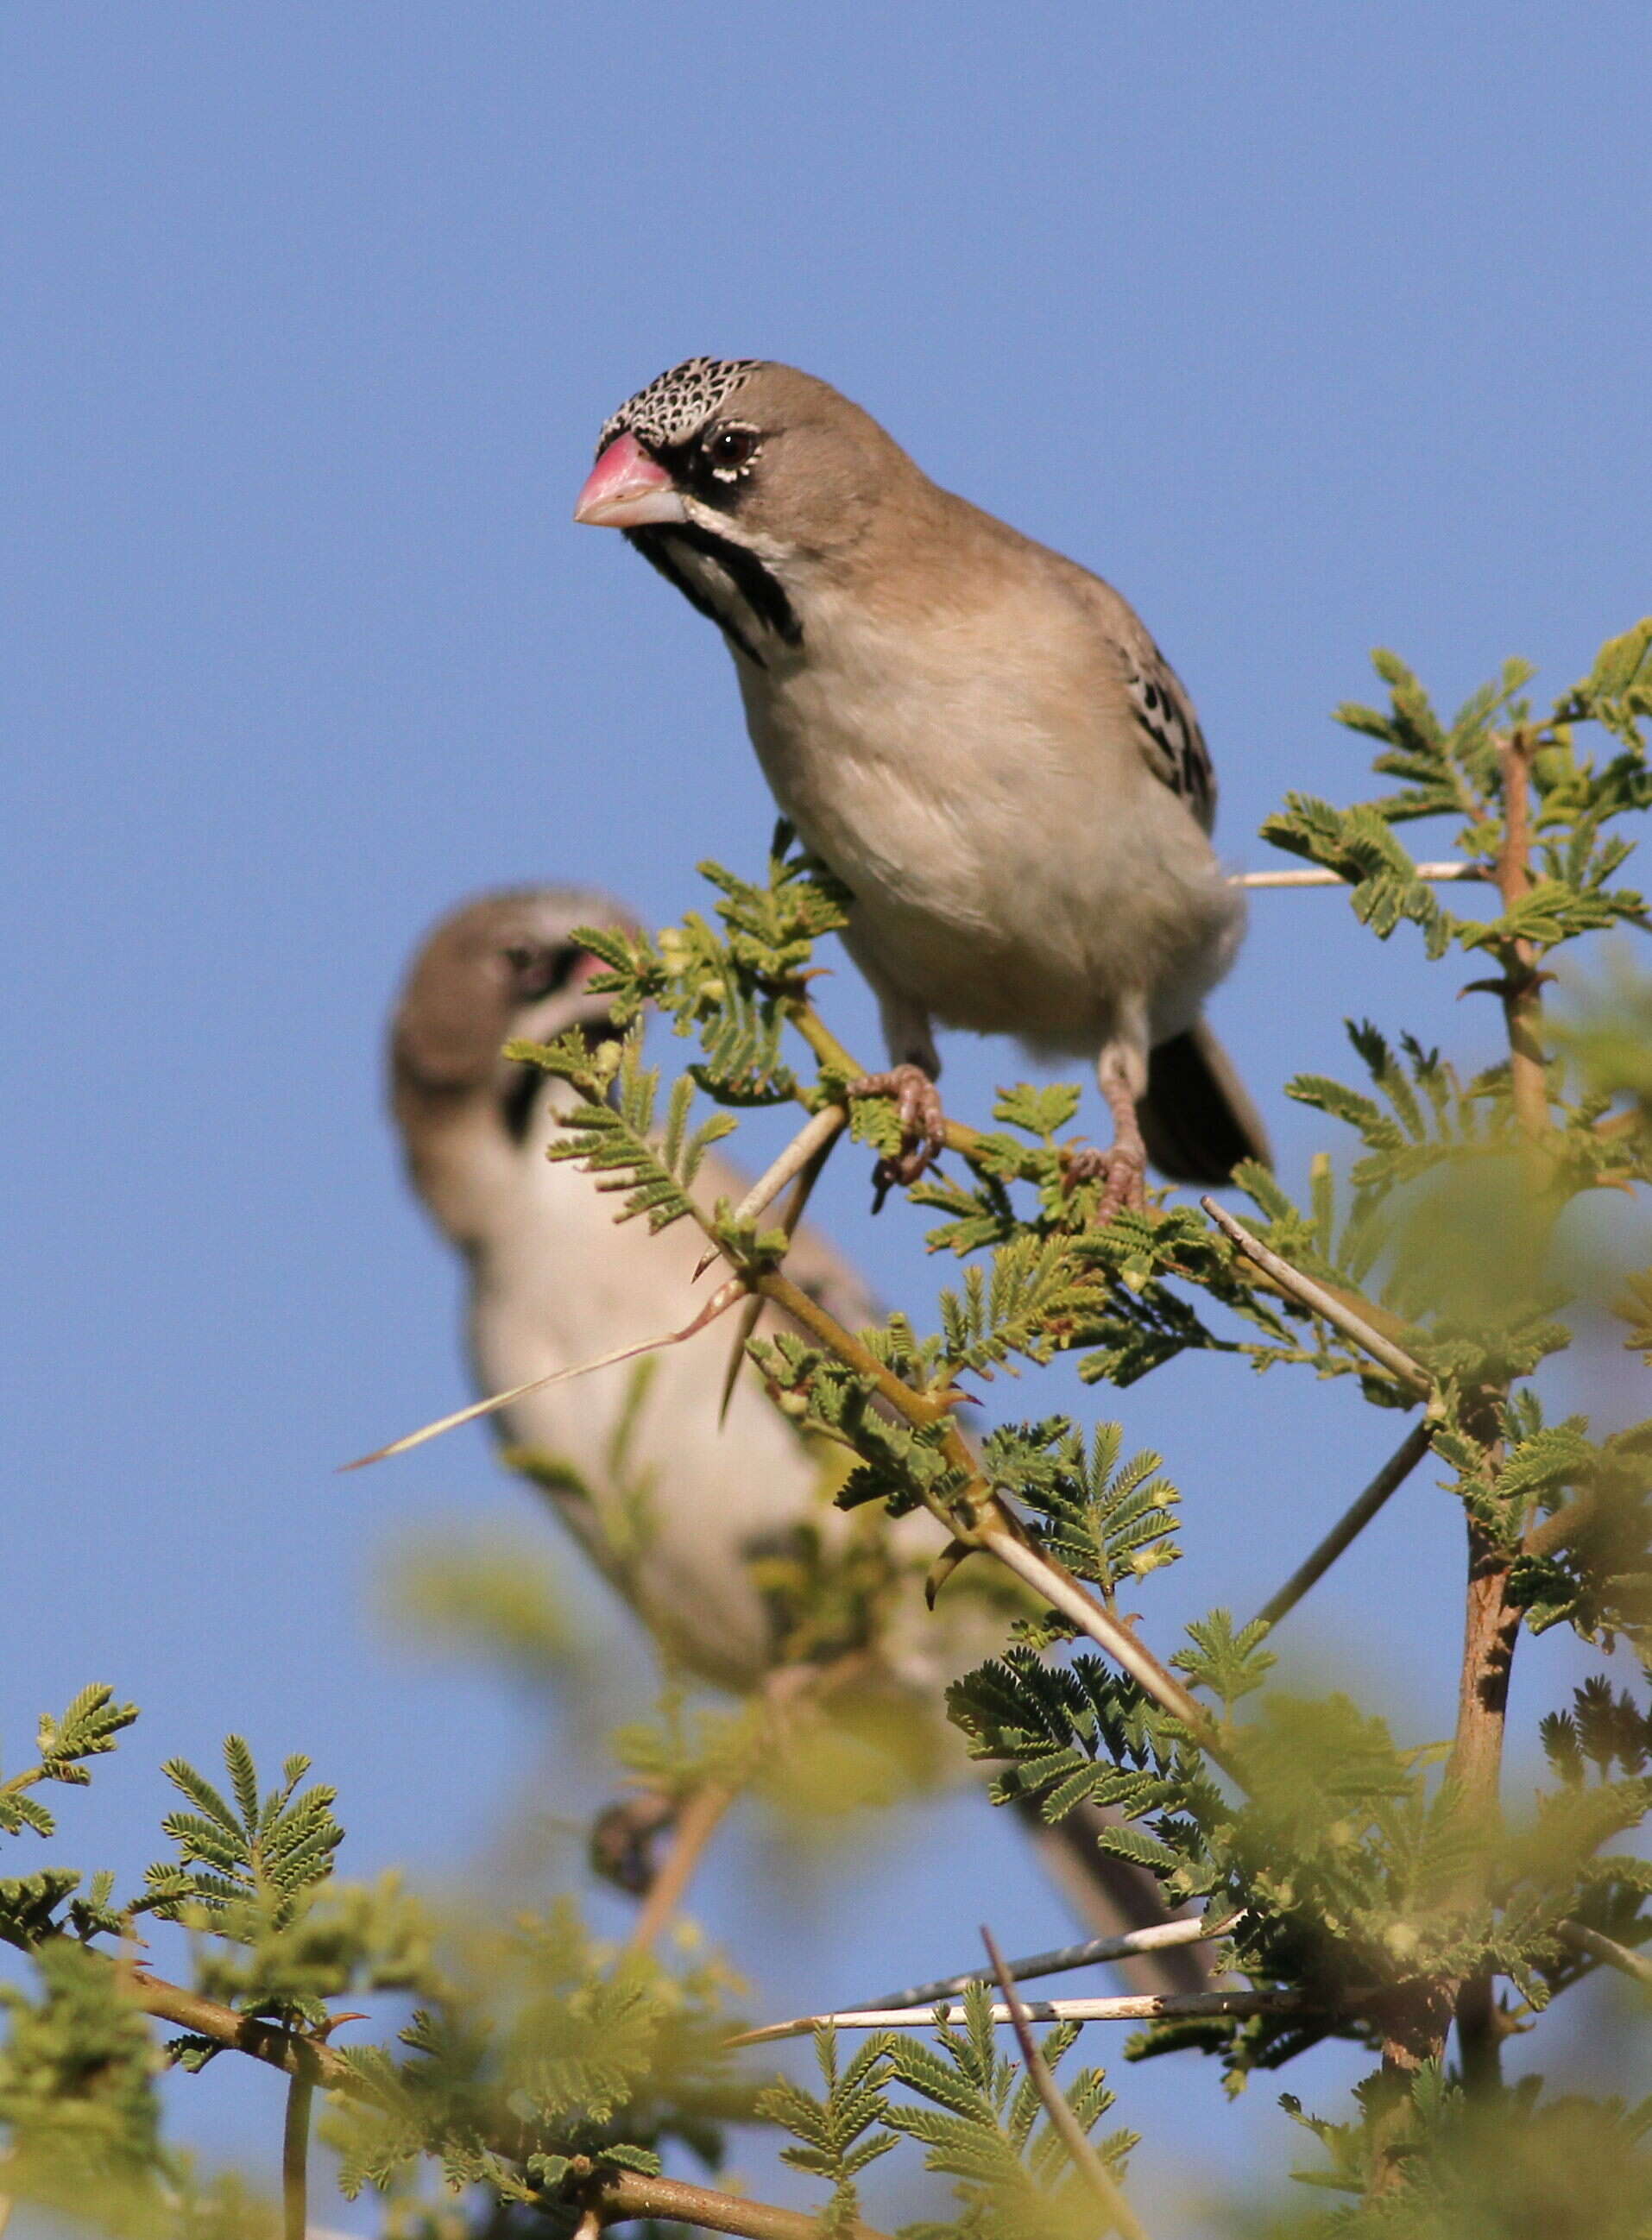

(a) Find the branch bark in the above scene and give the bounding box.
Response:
[1439,734,1550,2105]
[1446,1506,1523,2097]
[1557,1921,1652,1990]
[1523,1487,1598,1562]
[581,2167,892,2240]
[124,1967,884,2240]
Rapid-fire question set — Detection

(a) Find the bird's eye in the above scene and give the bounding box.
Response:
[501,943,579,1000]
[706,424,759,470]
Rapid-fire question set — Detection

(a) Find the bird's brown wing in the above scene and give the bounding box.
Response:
[1069,575,1218,833]
[1124,636,1217,830]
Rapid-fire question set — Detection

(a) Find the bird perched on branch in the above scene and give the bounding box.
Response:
[388,884,880,1694]
[387,886,1214,1989]
[575,358,1268,1209]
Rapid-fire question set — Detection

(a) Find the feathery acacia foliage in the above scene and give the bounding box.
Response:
[6,621,1652,2234]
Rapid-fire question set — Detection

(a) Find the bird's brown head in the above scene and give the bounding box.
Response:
[575,358,910,666]
[390,886,637,1146]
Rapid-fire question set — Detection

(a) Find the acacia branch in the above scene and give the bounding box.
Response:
[785,992,1428,1383]
[282,2063,314,2240]
[125,1966,891,2240]
[1446,733,1551,2100]
[717,1112,843,1422]
[974,1514,1220,1749]
[756,1266,949,1423]
[582,2167,892,2240]
[784,997,1035,1178]
[1523,1488,1597,1562]
[1557,1921,1652,1990]
[131,1971,355,2088]
[756,1264,1230,1764]
[728,1104,848,1227]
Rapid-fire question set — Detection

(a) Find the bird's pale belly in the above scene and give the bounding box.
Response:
[746,682,1229,1047]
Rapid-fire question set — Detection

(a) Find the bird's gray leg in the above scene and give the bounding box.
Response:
[1066,1003,1150,1221]
[851,987,946,1203]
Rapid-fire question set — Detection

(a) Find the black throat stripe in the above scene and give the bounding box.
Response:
[498,1061,543,1145]
[627,524,801,669]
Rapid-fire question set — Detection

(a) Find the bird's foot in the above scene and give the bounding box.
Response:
[850,1063,947,1208]
[1062,1140,1148,1223]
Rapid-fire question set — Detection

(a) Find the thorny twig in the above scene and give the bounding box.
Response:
[1199,1198,1432,1394]
[756,1263,1230,1764]
[1440,729,1553,2114]
[1233,861,1484,888]
[343,1276,747,1467]
[729,1104,848,1228]
[728,1986,1328,2048]
[981,1922,1152,2240]
[864,1911,1243,2011]
[1253,1421,1435,1629]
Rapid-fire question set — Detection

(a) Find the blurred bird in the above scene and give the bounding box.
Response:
[575,358,1268,1206]
[388,883,878,1693]
[388,886,1214,1988]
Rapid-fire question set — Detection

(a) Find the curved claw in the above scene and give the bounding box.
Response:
[1062,1142,1148,1223]
[851,1063,947,1208]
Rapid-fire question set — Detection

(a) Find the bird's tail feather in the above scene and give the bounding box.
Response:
[1139,1022,1271,1184]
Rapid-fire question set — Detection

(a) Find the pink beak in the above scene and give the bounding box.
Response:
[572,432,686,529]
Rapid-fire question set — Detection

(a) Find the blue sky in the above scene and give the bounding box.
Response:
[4,5,1651,2231]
